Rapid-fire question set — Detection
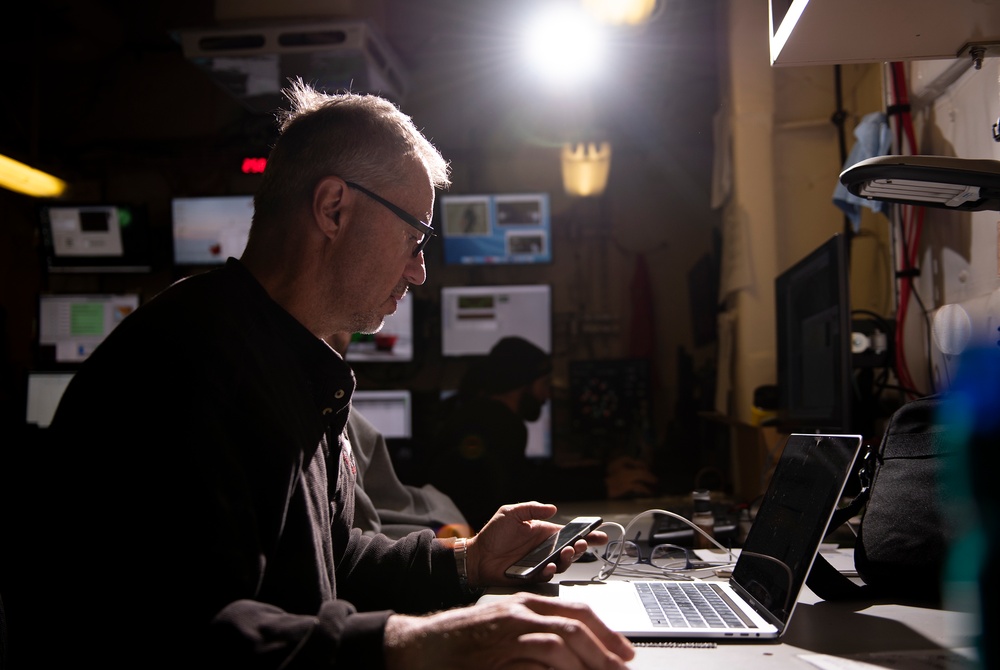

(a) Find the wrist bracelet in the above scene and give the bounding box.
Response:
[454,537,470,585]
[454,537,482,597]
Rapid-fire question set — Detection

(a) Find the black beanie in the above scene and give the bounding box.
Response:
[479,336,552,395]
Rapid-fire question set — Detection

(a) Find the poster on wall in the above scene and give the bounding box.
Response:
[439,193,551,265]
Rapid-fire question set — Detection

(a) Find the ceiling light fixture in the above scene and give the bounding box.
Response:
[840,155,1000,211]
[562,142,612,197]
[0,154,67,198]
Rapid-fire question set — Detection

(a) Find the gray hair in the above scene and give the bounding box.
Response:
[253,79,450,226]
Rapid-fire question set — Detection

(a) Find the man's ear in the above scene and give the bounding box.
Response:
[313,176,348,241]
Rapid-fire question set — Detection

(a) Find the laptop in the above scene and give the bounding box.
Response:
[553,433,862,640]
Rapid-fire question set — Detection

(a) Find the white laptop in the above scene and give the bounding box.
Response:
[550,433,862,640]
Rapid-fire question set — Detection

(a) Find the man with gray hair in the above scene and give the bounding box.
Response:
[23,81,634,669]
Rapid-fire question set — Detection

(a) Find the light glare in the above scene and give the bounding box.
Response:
[524,7,605,85]
[0,154,67,198]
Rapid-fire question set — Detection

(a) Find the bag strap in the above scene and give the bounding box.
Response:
[805,442,875,601]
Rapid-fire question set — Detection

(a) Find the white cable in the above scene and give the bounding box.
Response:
[594,509,735,582]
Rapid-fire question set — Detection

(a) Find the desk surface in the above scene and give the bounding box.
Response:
[484,499,980,669]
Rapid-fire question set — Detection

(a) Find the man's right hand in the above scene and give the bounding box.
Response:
[383,592,634,670]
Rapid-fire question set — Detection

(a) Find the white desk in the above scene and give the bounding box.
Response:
[482,499,980,669]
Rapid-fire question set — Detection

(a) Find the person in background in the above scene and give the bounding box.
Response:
[432,336,659,530]
[12,81,634,670]
[330,332,473,539]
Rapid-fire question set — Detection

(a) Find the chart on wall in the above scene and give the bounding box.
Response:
[439,193,551,265]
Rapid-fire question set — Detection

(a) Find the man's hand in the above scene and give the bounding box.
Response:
[465,502,609,587]
[384,592,634,670]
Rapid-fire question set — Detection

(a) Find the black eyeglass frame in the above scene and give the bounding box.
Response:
[345,181,435,257]
[602,540,717,571]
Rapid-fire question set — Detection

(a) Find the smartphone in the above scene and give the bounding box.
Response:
[504,516,603,579]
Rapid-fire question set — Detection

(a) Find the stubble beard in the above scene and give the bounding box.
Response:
[348,280,409,335]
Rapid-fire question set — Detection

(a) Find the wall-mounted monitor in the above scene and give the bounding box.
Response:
[38,294,139,363]
[345,295,413,363]
[25,372,74,428]
[775,234,853,433]
[440,193,551,265]
[171,195,254,265]
[38,203,152,273]
[351,390,412,439]
[441,284,551,356]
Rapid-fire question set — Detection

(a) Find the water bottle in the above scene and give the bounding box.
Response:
[691,489,715,549]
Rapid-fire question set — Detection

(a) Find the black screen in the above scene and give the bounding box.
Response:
[775,234,853,432]
[731,434,861,629]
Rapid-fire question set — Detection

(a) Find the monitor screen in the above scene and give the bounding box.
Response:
[38,294,139,363]
[25,372,74,428]
[441,284,552,356]
[345,295,414,363]
[171,195,254,265]
[440,193,551,265]
[775,234,853,433]
[38,203,152,273]
[351,390,412,439]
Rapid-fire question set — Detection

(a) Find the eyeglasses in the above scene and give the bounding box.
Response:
[602,541,705,572]
[345,181,435,257]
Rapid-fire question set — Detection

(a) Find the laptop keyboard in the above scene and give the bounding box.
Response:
[635,582,748,628]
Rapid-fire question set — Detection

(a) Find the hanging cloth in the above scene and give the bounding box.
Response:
[832,111,892,232]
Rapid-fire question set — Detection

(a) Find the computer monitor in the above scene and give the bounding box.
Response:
[440,193,551,265]
[171,195,254,265]
[38,202,152,273]
[38,294,139,363]
[351,390,412,439]
[440,284,551,356]
[775,234,853,433]
[25,372,74,428]
[345,295,414,363]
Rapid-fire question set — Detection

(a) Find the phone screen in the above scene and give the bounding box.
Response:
[505,516,602,578]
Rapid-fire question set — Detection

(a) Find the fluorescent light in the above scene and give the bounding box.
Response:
[0,154,67,197]
[841,155,1000,211]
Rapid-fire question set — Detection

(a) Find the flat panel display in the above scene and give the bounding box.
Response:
[775,234,853,433]
[38,294,139,363]
[171,195,254,265]
[440,193,551,265]
[38,203,152,273]
[441,284,551,357]
[25,372,75,427]
[351,390,412,439]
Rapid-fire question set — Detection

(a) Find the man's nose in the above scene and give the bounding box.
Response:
[404,252,427,286]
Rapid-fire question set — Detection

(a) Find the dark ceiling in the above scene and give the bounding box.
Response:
[0,0,722,187]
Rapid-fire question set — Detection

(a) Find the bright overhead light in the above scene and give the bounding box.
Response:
[524,5,606,86]
[0,154,67,198]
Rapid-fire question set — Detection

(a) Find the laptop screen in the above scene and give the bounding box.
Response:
[731,434,861,629]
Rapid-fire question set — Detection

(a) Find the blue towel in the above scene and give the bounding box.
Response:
[833,111,892,231]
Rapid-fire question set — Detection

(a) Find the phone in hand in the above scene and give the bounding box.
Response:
[504,516,603,579]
